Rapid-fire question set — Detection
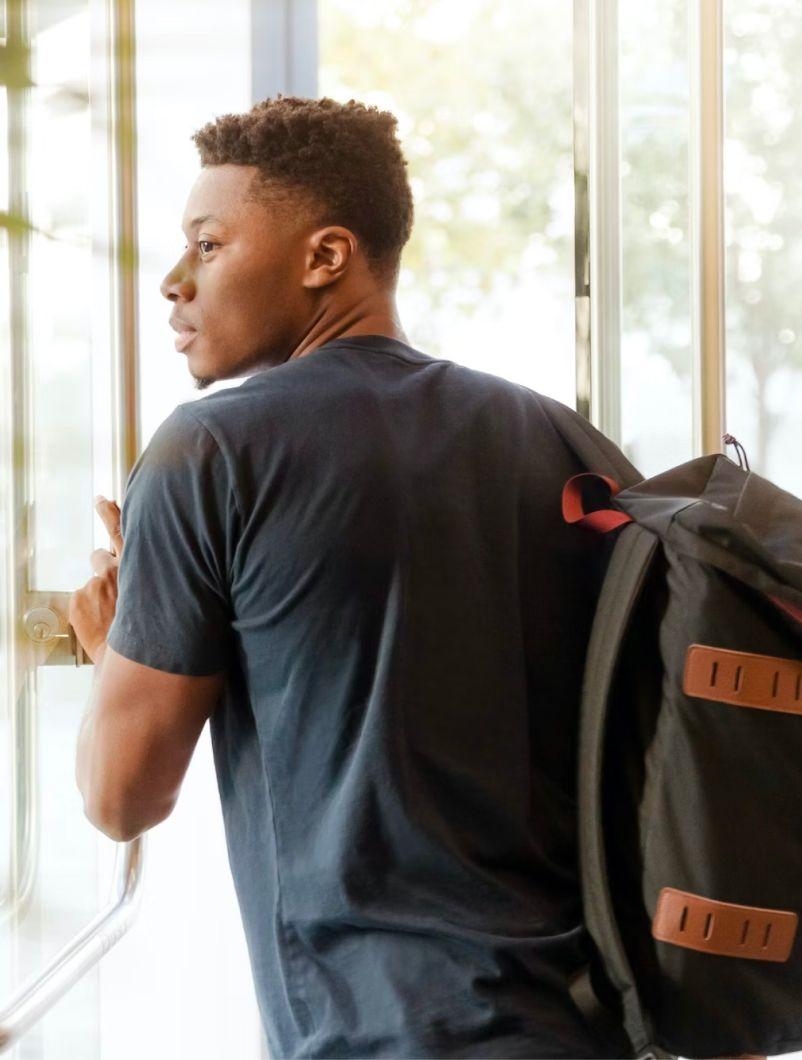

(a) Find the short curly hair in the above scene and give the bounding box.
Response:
[192,95,414,284]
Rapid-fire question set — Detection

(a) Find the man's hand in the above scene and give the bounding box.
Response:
[69,496,124,663]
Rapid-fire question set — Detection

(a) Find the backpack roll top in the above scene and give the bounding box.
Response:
[566,452,802,1060]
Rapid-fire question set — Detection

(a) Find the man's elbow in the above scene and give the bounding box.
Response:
[81,791,174,843]
[87,809,140,843]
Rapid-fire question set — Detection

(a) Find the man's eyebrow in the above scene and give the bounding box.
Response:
[183,213,224,230]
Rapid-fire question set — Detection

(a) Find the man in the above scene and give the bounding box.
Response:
[70,95,633,1058]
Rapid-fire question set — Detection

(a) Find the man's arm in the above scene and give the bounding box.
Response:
[76,639,226,842]
[72,409,236,841]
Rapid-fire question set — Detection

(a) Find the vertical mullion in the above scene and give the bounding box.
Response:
[574,0,622,440]
[689,0,725,457]
[589,0,622,442]
[108,0,140,487]
[573,0,591,421]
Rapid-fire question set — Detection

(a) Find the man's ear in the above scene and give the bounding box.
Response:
[302,226,357,289]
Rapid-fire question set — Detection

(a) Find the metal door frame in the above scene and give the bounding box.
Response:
[0,0,144,1049]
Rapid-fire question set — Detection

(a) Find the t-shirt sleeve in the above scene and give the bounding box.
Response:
[106,403,238,676]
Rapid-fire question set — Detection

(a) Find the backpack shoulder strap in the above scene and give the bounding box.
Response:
[572,521,673,1058]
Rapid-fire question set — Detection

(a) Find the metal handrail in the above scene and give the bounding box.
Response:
[0,835,144,1052]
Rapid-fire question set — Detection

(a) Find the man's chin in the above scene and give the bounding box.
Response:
[188,350,265,390]
[191,372,217,391]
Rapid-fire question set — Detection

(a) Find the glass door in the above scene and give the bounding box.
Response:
[0,0,140,1055]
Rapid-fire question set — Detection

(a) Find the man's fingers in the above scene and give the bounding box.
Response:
[95,496,124,556]
[89,547,119,577]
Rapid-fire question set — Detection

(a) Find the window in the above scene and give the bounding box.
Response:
[619,0,693,475]
[725,0,802,495]
[319,0,577,407]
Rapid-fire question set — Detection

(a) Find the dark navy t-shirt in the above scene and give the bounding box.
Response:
[107,334,631,1059]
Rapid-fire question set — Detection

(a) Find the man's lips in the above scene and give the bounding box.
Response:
[174,330,197,353]
[169,316,198,353]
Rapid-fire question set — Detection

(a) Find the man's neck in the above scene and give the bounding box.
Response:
[289,296,409,360]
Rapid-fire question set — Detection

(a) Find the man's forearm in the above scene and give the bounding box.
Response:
[75,639,108,810]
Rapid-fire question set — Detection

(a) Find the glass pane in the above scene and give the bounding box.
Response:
[319,0,576,406]
[134,0,253,437]
[724,0,802,497]
[15,668,101,1059]
[619,0,693,476]
[1,1,109,1055]
[28,1,94,593]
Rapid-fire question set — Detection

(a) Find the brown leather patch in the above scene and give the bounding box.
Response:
[652,887,797,962]
[683,644,802,715]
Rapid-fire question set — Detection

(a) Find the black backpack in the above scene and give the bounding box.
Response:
[538,394,802,1060]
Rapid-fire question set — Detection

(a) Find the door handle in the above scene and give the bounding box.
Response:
[22,593,89,666]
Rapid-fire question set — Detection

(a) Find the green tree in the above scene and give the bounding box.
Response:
[320,0,573,350]
[724,0,802,473]
[321,0,802,483]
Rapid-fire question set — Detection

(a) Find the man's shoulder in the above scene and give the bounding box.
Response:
[177,355,581,450]
[445,363,580,435]
[174,376,284,445]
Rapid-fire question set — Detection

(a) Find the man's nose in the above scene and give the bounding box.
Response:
[160,260,195,301]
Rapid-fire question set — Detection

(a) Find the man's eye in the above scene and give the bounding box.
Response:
[198,240,217,256]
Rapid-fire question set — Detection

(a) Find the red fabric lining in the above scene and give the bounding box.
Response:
[561,472,634,534]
